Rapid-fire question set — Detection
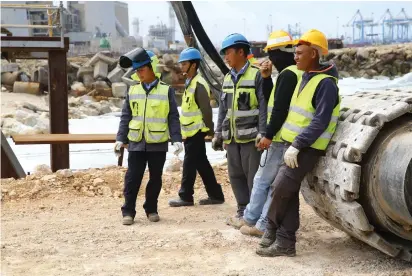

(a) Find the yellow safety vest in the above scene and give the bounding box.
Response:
[221,64,259,144]
[267,65,303,142]
[180,74,210,138]
[280,74,341,150]
[127,81,170,143]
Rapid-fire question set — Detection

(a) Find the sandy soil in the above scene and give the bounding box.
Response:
[1,91,48,115]
[1,166,411,276]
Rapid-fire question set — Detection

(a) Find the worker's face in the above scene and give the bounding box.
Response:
[294,44,317,71]
[224,47,244,68]
[179,61,193,76]
[136,65,155,83]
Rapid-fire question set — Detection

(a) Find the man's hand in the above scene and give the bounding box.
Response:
[260,60,273,78]
[173,142,183,156]
[212,136,224,151]
[284,146,300,169]
[255,133,263,148]
[114,141,124,158]
[258,137,271,151]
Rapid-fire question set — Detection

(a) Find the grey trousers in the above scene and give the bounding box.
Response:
[266,146,322,248]
[226,141,261,216]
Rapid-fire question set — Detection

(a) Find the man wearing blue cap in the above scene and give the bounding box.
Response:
[213,33,267,226]
[168,47,225,207]
[115,47,183,225]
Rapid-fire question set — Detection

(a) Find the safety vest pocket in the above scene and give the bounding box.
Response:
[222,117,231,140]
[147,124,169,143]
[235,115,258,140]
[237,92,250,111]
[127,128,142,142]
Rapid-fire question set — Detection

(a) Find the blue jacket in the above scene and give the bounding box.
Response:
[116,79,182,152]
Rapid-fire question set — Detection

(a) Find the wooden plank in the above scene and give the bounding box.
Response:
[1,37,69,52]
[11,134,213,145]
[48,50,69,172]
[1,131,26,179]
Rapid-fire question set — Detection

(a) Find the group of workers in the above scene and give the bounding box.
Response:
[115,27,341,258]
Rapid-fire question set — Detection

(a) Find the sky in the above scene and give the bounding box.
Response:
[126,1,410,44]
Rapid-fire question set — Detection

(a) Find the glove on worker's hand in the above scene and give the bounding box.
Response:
[284,146,300,169]
[212,136,224,151]
[114,141,124,158]
[173,142,183,156]
[255,133,263,148]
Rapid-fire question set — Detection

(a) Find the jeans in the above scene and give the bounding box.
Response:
[243,142,286,231]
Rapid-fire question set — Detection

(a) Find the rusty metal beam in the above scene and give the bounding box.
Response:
[48,50,69,172]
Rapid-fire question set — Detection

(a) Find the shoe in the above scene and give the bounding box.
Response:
[147,213,160,222]
[168,198,195,207]
[226,216,247,229]
[122,216,134,225]
[240,225,264,238]
[256,243,296,257]
[198,197,225,205]
[259,229,277,248]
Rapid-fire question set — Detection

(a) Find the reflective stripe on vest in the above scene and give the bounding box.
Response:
[280,73,341,150]
[267,65,303,142]
[221,64,259,144]
[127,82,170,143]
[180,75,211,138]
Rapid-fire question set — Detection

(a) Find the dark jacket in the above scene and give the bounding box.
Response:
[116,79,182,152]
[291,63,339,151]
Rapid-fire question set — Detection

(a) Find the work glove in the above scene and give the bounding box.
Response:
[284,145,300,169]
[173,142,183,156]
[255,133,263,148]
[212,136,224,151]
[114,141,123,158]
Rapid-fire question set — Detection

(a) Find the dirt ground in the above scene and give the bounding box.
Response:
[1,166,412,276]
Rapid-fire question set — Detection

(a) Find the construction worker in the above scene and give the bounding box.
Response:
[213,33,267,226]
[234,31,303,237]
[131,50,161,81]
[169,47,225,207]
[115,47,183,225]
[256,29,341,257]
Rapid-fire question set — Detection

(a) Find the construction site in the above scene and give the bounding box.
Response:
[1,1,412,275]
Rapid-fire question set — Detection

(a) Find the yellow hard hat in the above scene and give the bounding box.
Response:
[294,29,328,55]
[264,30,294,52]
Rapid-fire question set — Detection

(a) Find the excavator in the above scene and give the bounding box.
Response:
[171,1,412,262]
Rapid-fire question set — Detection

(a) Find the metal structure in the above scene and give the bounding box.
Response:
[344,10,379,44]
[1,2,70,172]
[288,23,302,40]
[1,132,26,179]
[381,8,412,43]
[302,89,412,262]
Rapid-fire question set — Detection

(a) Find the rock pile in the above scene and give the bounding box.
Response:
[0,162,230,202]
[325,43,412,79]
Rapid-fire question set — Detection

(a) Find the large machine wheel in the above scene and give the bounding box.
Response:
[301,88,412,262]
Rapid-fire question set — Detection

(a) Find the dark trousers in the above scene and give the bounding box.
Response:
[267,147,321,248]
[226,141,261,216]
[179,131,224,202]
[121,151,166,218]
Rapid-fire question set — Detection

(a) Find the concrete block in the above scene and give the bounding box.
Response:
[1,63,19,72]
[121,76,137,86]
[112,82,127,98]
[77,66,93,79]
[33,67,49,86]
[107,67,124,83]
[93,61,108,79]
[83,74,94,88]
[86,52,117,67]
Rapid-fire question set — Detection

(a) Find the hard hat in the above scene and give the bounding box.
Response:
[119,47,151,69]
[178,47,202,63]
[220,33,250,55]
[264,30,294,52]
[294,29,329,55]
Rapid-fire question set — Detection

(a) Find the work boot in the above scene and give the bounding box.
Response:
[240,225,264,238]
[168,198,195,207]
[198,197,225,205]
[256,243,296,257]
[259,229,277,248]
[226,216,247,229]
[122,216,134,225]
[147,213,160,222]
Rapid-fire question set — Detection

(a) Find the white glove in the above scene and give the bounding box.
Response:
[284,146,300,169]
[173,142,183,156]
[114,141,123,158]
[255,133,263,148]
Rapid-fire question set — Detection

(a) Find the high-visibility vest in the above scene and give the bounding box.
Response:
[267,65,303,142]
[127,81,170,143]
[280,74,341,150]
[180,74,210,138]
[221,64,260,144]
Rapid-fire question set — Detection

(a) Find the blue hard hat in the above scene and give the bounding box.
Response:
[146,50,155,58]
[220,33,250,55]
[131,49,151,70]
[178,47,202,63]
